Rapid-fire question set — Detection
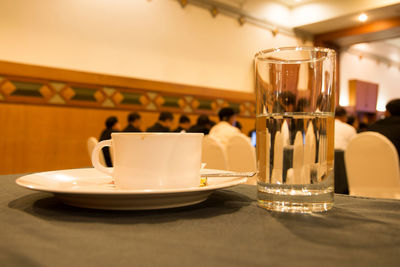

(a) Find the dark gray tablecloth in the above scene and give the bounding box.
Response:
[1,173,400,267]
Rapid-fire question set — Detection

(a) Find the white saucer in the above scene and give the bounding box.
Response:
[16,168,248,210]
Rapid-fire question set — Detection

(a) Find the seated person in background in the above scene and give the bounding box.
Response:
[248,128,255,137]
[357,121,369,133]
[209,107,241,146]
[188,114,212,135]
[173,115,191,132]
[209,120,216,128]
[234,121,242,132]
[296,98,310,112]
[273,91,296,113]
[347,115,359,130]
[146,111,173,132]
[99,116,121,167]
[248,129,256,147]
[334,106,357,150]
[123,112,142,132]
[368,98,400,157]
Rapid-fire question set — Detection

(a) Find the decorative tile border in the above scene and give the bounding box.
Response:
[0,63,255,117]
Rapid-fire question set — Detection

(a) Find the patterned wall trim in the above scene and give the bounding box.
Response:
[0,69,255,117]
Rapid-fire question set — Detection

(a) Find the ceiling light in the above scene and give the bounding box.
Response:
[358,13,368,22]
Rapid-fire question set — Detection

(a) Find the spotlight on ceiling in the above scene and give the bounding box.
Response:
[358,13,368,22]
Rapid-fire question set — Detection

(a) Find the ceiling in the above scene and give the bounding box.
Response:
[268,0,323,7]
[213,0,320,8]
[208,0,400,67]
[347,37,400,67]
[293,3,400,35]
[291,2,400,67]
[211,0,400,33]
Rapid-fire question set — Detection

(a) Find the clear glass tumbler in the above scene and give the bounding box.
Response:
[255,47,336,213]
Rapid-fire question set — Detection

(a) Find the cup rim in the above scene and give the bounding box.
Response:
[254,46,335,64]
[111,132,204,137]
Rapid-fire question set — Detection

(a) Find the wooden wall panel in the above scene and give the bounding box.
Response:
[0,103,254,174]
[0,60,256,174]
[348,79,379,112]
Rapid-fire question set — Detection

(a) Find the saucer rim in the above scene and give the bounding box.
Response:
[16,168,248,195]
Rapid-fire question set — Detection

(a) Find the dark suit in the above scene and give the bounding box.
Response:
[188,124,209,135]
[123,124,141,132]
[146,122,170,132]
[368,116,400,157]
[99,128,119,167]
[173,126,185,132]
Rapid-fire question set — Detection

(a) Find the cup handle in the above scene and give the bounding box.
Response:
[91,139,114,176]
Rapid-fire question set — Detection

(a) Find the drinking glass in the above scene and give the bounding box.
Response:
[255,46,336,212]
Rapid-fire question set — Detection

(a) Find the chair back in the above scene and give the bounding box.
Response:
[87,137,106,166]
[344,131,400,198]
[202,135,229,170]
[226,134,257,172]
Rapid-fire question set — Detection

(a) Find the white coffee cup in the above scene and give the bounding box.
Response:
[91,132,204,189]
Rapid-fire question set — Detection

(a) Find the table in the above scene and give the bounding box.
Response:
[1,173,400,267]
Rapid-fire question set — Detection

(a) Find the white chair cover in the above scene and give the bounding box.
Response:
[202,135,229,170]
[226,134,257,184]
[344,131,400,199]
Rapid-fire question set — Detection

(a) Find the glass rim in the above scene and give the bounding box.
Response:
[254,46,335,64]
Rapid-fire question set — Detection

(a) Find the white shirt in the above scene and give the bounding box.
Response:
[209,121,241,146]
[334,119,357,150]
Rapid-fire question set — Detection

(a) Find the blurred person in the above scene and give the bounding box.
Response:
[99,116,121,167]
[273,91,296,113]
[334,106,357,150]
[248,128,256,147]
[209,120,216,128]
[347,115,359,130]
[280,91,296,112]
[146,111,173,132]
[123,112,142,132]
[234,121,242,131]
[188,114,212,135]
[316,94,331,112]
[292,97,311,142]
[358,122,369,133]
[248,128,255,137]
[296,98,310,112]
[368,99,400,156]
[173,115,191,132]
[209,107,241,146]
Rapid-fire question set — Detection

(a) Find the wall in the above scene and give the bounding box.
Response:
[340,51,400,111]
[0,0,300,93]
[0,61,256,174]
[0,102,255,174]
[0,0,303,174]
